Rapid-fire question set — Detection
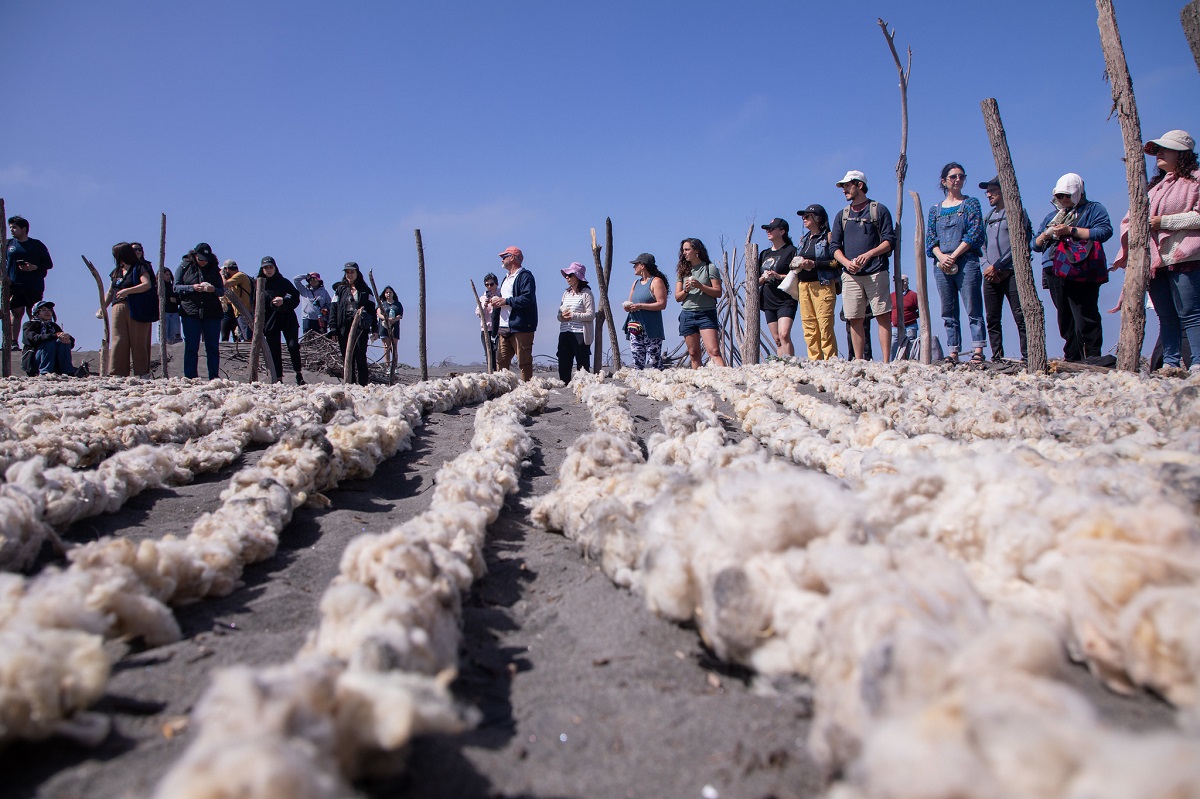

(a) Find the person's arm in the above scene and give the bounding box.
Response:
[635,276,669,312]
[174,263,196,294]
[293,275,308,293]
[959,197,986,254]
[1032,213,1054,253]
[831,212,856,271]
[117,270,153,300]
[701,265,723,300]
[674,276,688,302]
[574,290,596,323]
[926,205,940,260]
[1074,203,1113,243]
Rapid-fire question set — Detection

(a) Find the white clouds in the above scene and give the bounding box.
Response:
[0,162,102,199]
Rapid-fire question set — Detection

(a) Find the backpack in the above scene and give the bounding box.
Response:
[21,348,37,377]
[839,201,882,241]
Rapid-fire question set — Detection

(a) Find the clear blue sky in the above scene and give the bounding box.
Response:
[4,0,1197,365]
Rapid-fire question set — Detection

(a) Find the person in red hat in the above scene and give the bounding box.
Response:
[490,246,538,381]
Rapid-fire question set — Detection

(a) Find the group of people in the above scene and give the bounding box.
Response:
[5,220,405,383]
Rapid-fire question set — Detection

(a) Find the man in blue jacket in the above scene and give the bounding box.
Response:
[490,246,538,381]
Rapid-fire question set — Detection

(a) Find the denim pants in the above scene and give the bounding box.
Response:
[35,341,74,375]
[1149,265,1200,368]
[163,312,182,343]
[933,259,986,352]
[181,315,222,379]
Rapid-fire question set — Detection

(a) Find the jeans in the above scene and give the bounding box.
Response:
[181,315,222,379]
[35,341,74,375]
[163,312,182,344]
[891,323,919,360]
[1149,265,1200,368]
[982,271,1027,360]
[933,258,986,352]
[302,317,323,335]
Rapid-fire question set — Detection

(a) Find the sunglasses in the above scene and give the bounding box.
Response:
[945,174,966,181]
[1054,193,1071,200]
[485,282,497,287]
[500,253,515,260]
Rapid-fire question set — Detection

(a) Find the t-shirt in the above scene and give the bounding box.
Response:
[758,244,798,310]
[679,262,721,311]
[831,201,896,276]
[6,237,53,289]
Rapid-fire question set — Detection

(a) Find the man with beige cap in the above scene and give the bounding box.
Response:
[490,246,538,380]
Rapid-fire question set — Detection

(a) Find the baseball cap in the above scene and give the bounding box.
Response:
[498,246,523,259]
[630,253,657,267]
[1145,129,1195,153]
[343,261,360,272]
[761,217,790,232]
[979,176,1001,190]
[260,256,276,268]
[32,300,55,314]
[836,170,867,187]
[307,272,322,282]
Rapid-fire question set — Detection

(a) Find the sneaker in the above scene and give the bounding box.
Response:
[295,373,306,385]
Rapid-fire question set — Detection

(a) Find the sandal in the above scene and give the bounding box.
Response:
[943,353,959,365]
[968,350,986,366]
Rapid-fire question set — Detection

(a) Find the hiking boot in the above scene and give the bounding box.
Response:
[295,373,306,385]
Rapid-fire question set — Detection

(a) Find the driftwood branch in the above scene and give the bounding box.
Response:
[743,222,761,365]
[157,213,168,378]
[909,191,933,364]
[1183,0,1200,72]
[470,278,494,372]
[1097,0,1150,372]
[82,255,110,376]
[980,98,1048,373]
[1,197,9,376]
[879,17,911,361]
[225,283,276,383]
[344,307,364,384]
[415,229,427,381]
[589,220,622,371]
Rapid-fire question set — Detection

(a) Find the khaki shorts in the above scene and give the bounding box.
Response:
[842,271,893,320]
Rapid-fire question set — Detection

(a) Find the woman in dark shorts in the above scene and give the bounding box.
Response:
[757,217,799,357]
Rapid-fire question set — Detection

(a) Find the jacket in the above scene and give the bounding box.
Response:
[175,251,226,319]
[1033,199,1113,283]
[502,268,538,333]
[332,279,376,336]
[293,275,332,321]
[258,270,301,333]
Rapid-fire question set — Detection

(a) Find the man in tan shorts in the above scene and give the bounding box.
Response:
[830,170,897,361]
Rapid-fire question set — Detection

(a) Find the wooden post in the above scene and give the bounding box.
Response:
[157,213,168,377]
[1183,0,1200,72]
[415,229,427,382]
[589,219,622,371]
[1097,0,1151,372]
[1,197,9,376]
[224,288,275,383]
[879,18,911,362]
[980,99,1048,373]
[344,306,364,384]
[909,191,933,364]
[82,256,110,376]
[743,221,761,365]
[471,279,494,372]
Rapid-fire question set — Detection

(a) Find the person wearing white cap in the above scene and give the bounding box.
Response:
[831,170,897,361]
[1032,173,1113,361]
[1113,130,1200,371]
[555,261,595,383]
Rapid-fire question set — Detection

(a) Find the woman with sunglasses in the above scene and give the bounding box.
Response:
[793,204,840,360]
[475,272,501,368]
[1033,174,1113,362]
[1113,130,1200,371]
[756,218,798,357]
[106,241,156,377]
[926,162,986,365]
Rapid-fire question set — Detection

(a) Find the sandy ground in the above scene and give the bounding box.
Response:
[1,345,1178,799]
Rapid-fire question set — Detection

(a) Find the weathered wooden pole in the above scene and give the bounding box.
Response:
[879,18,911,361]
[743,221,761,365]
[415,229,427,382]
[980,99,1048,373]
[157,213,168,377]
[470,279,494,373]
[82,255,110,376]
[909,191,933,364]
[588,219,621,371]
[1,197,9,376]
[344,307,364,384]
[248,276,267,381]
[1097,0,1151,372]
[1183,0,1200,72]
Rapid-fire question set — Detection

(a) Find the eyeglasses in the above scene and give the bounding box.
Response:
[946,173,966,181]
[132,246,144,251]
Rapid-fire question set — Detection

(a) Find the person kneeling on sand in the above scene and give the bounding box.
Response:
[21,300,78,376]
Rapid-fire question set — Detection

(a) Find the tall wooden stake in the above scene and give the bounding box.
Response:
[1,197,9,377]
[344,307,364,384]
[589,220,621,371]
[1097,0,1151,372]
[743,222,761,365]
[1183,0,1200,72]
[879,18,911,360]
[980,99,1048,373]
[82,256,110,376]
[157,213,168,377]
[909,191,933,364]
[415,229,427,381]
[248,276,267,381]
[471,279,494,372]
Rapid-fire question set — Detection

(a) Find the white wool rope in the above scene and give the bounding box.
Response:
[0,373,518,749]
[151,379,552,798]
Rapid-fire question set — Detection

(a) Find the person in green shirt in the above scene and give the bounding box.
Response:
[673,238,726,368]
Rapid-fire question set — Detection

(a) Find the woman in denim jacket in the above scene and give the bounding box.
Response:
[1032,173,1112,362]
[794,204,840,360]
[926,162,986,364]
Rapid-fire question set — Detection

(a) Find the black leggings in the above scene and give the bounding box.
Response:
[557,331,591,383]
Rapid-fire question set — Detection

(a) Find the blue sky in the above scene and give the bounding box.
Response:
[4,0,1198,366]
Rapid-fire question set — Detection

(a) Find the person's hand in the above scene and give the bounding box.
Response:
[561,310,573,320]
[18,261,34,272]
[853,254,871,269]
[1150,215,1163,230]
[1110,254,1126,271]
[57,332,71,342]
[797,258,816,271]
[272,297,283,307]
[1048,223,1072,239]
[939,254,957,272]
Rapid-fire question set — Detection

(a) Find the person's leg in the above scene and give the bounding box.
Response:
[10,305,27,349]
[497,332,515,372]
[699,327,724,366]
[848,318,866,360]
[684,333,703,368]
[647,337,664,369]
[776,312,795,357]
[110,303,132,376]
[934,267,961,357]
[982,278,1005,359]
[515,331,535,381]
[815,284,839,360]
[1148,270,1181,367]
[53,341,75,374]
[1170,268,1200,368]
[131,320,153,376]
[284,327,303,378]
[35,341,56,374]
[267,330,284,381]
[1001,274,1027,361]
[354,335,370,385]
[165,312,182,344]
[1067,282,1103,360]
[961,261,987,356]
[238,314,252,342]
[875,313,893,364]
[557,331,574,383]
[180,316,201,378]
[630,332,647,369]
[202,317,222,379]
[798,282,819,360]
[221,309,234,342]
